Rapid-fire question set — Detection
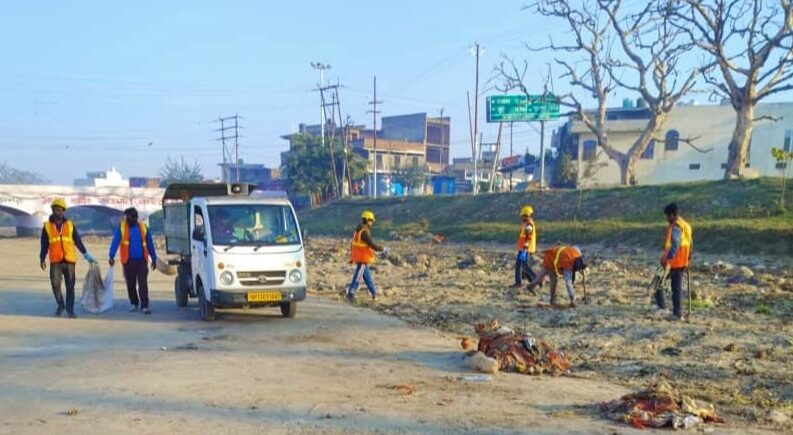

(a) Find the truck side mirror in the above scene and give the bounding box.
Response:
[192,226,206,242]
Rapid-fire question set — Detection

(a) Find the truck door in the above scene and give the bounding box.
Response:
[190,204,209,298]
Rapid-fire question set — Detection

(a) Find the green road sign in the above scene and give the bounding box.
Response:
[486,94,560,122]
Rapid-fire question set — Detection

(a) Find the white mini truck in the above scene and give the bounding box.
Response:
[163,183,307,321]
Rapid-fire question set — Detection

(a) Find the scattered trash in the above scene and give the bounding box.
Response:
[431,234,446,244]
[723,343,738,352]
[66,408,79,416]
[472,320,570,376]
[391,384,416,395]
[175,343,199,351]
[601,382,724,430]
[661,347,683,356]
[464,351,499,374]
[457,374,493,382]
[459,336,475,351]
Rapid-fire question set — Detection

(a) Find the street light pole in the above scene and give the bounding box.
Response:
[311,62,331,148]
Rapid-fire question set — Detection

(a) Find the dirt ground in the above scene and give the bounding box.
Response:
[307,236,793,432]
[0,236,787,434]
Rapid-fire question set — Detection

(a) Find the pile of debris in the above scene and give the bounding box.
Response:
[462,320,571,376]
[601,382,724,430]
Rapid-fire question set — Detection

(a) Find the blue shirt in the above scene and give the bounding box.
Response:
[666,225,681,260]
[109,223,157,263]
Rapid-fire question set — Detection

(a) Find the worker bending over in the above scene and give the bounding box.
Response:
[527,245,587,308]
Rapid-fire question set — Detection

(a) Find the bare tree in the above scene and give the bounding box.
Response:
[672,0,793,179]
[601,0,701,184]
[499,0,700,185]
[496,0,614,185]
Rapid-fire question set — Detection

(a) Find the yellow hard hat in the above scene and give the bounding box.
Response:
[361,210,376,222]
[520,205,533,216]
[51,197,68,210]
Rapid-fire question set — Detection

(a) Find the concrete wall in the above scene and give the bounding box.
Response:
[572,102,793,187]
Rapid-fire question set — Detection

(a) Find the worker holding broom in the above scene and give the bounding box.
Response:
[509,205,537,289]
[655,203,693,321]
[526,245,587,308]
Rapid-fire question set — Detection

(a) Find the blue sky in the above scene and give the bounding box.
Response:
[2,1,789,184]
[0,0,566,183]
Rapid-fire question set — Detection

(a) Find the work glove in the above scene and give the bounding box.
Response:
[108,258,115,266]
[518,250,528,263]
[83,253,96,263]
[381,247,391,257]
[151,260,157,271]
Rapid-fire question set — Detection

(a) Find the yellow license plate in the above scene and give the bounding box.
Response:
[247,292,281,302]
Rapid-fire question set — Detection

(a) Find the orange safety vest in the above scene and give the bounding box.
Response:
[119,221,149,264]
[516,217,537,253]
[542,245,580,276]
[663,217,692,269]
[350,227,375,264]
[44,220,76,264]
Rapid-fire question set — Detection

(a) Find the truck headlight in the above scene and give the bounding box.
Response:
[288,269,302,283]
[219,271,235,286]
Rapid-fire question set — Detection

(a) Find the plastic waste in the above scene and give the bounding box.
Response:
[457,374,493,382]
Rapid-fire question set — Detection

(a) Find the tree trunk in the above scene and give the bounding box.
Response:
[618,155,630,185]
[724,104,754,179]
[626,153,640,185]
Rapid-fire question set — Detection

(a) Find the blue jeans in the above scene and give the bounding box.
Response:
[347,263,376,297]
[655,268,684,317]
[514,253,535,285]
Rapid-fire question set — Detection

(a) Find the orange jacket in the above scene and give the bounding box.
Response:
[350,227,375,264]
[516,217,537,254]
[542,245,581,276]
[119,221,150,264]
[44,221,76,263]
[662,217,692,269]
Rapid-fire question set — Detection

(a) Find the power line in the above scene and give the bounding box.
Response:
[215,114,242,182]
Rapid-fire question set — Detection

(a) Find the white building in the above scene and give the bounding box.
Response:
[73,167,129,187]
[555,102,793,187]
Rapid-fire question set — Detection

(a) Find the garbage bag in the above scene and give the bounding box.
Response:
[80,263,114,313]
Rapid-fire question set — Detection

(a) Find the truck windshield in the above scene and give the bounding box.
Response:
[207,204,300,246]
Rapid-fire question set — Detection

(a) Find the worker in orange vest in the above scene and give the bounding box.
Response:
[527,245,587,308]
[346,210,387,302]
[509,205,537,289]
[656,203,693,320]
[109,207,157,314]
[38,197,96,318]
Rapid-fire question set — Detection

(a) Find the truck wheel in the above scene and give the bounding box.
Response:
[197,282,215,322]
[174,276,188,307]
[280,302,297,318]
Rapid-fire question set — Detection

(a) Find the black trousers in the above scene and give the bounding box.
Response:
[655,268,684,317]
[49,262,76,312]
[123,259,150,309]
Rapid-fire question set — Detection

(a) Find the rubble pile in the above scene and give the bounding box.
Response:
[472,320,570,376]
[601,382,724,430]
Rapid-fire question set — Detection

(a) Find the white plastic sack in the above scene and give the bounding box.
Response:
[80,263,114,313]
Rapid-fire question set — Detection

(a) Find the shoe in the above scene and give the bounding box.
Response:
[129,305,139,312]
[142,308,151,315]
[371,294,378,301]
[508,283,522,289]
[66,311,77,319]
[345,293,356,303]
[652,307,667,317]
[668,313,682,322]
[569,301,577,309]
[54,306,64,317]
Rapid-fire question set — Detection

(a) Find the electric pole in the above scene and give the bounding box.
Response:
[509,122,514,190]
[215,114,242,182]
[472,42,481,195]
[368,76,383,198]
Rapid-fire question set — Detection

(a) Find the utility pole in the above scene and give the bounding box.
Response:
[539,119,546,188]
[311,62,331,149]
[215,114,242,182]
[472,42,481,195]
[509,122,514,190]
[438,107,445,174]
[367,76,383,198]
[318,82,341,198]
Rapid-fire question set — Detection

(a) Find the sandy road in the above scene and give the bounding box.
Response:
[0,238,772,434]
